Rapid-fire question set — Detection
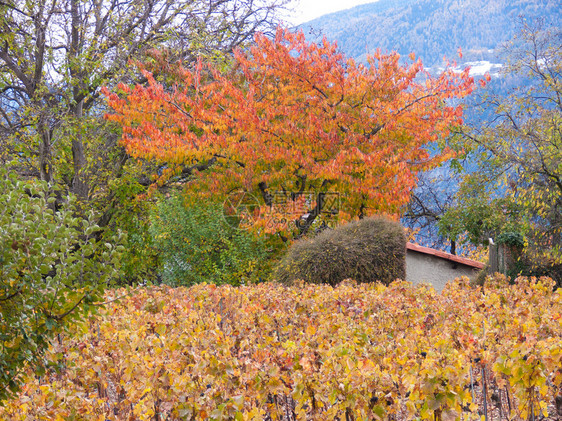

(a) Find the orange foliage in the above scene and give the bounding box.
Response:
[1,277,561,420]
[104,28,476,233]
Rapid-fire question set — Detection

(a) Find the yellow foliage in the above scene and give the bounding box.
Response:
[1,277,561,420]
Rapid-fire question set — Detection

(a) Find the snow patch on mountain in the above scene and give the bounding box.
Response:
[464,61,503,76]
[430,60,503,77]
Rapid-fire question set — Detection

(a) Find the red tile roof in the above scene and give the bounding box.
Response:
[406,242,485,269]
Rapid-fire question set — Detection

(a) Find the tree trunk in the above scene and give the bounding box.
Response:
[69,0,88,199]
[38,118,52,183]
[71,101,88,199]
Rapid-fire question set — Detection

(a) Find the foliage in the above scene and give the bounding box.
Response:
[150,194,270,286]
[0,168,124,402]
[440,22,562,277]
[274,217,406,286]
[101,167,161,285]
[107,196,160,285]
[0,0,287,265]
[105,27,477,239]
[438,186,524,247]
[1,277,561,419]
[496,232,525,248]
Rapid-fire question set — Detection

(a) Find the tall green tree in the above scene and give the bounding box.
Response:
[0,0,287,282]
[440,21,562,280]
[0,0,286,207]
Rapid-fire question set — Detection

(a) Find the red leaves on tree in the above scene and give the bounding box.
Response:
[104,28,475,230]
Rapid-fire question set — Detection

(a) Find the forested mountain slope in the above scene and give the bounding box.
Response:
[300,0,561,68]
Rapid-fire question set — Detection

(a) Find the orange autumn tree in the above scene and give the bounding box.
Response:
[104,27,476,238]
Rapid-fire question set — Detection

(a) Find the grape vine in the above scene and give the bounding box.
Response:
[1,276,561,420]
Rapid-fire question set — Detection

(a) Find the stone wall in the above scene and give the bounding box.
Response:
[405,246,483,292]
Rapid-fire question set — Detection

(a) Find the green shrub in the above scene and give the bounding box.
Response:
[274,216,406,286]
[104,194,159,285]
[0,168,124,401]
[496,232,525,248]
[149,194,269,286]
[509,255,562,289]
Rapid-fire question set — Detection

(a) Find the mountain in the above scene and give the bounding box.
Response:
[299,0,561,70]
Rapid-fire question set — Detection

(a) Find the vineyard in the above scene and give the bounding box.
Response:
[1,276,561,420]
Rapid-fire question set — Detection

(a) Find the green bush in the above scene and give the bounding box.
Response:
[508,255,562,289]
[496,232,525,248]
[149,194,269,286]
[0,168,124,401]
[104,190,160,285]
[274,216,406,286]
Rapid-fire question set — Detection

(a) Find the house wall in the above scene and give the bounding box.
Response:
[405,250,480,292]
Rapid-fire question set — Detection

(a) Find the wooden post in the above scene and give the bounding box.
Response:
[489,244,498,274]
[498,244,507,274]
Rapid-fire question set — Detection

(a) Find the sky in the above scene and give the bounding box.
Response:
[285,0,377,25]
